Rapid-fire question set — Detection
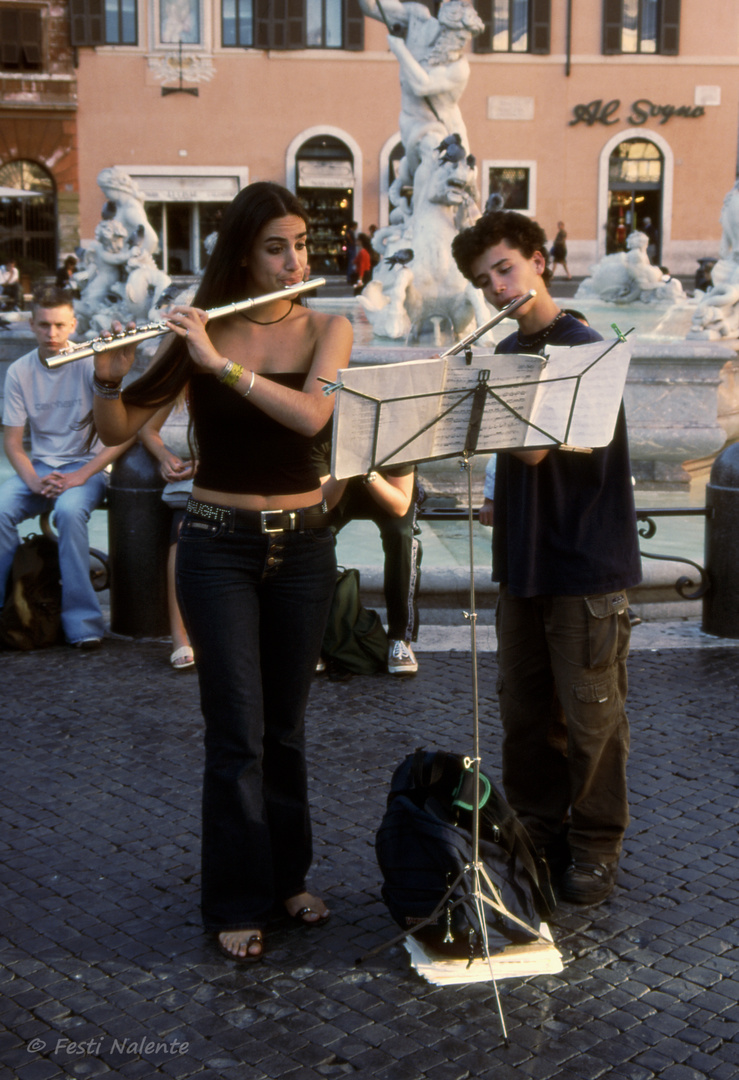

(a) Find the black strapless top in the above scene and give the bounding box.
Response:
[190,371,321,496]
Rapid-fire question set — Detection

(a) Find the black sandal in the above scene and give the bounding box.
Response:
[216,930,264,963]
[287,904,330,927]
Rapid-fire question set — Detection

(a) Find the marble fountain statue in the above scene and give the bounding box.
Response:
[357,0,490,345]
[688,182,739,341]
[573,230,695,340]
[72,167,173,339]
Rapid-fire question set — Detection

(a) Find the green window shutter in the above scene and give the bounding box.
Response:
[472,0,493,54]
[69,0,106,47]
[255,0,304,49]
[530,0,550,54]
[659,0,680,54]
[602,0,623,54]
[20,8,42,66]
[1,9,20,65]
[286,0,304,48]
[344,0,364,51]
[254,0,270,48]
[1,8,42,67]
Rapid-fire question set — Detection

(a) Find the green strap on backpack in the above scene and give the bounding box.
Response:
[321,567,388,675]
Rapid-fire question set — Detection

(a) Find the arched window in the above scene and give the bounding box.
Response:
[0,160,57,274]
[607,139,664,260]
[295,135,356,276]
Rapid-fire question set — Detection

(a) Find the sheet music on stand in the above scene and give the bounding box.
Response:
[330,338,631,479]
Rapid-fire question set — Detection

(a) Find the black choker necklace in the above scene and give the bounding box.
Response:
[240,300,294,326]
[517,310,566,350]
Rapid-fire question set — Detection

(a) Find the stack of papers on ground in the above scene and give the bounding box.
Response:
[404,923,563,986]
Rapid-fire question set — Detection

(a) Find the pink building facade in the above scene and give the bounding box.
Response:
[2,2,738,279]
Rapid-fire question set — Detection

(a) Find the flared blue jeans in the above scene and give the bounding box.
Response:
[176,513,336,931]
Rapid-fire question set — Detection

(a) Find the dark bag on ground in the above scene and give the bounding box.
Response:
[321,566,388,676]
[0,533,63,650]
[376,749,556,957]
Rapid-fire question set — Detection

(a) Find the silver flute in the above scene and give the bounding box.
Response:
[439,290,537,357]
[43,277,327,369]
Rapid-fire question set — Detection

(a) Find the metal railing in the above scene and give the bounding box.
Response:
[418,505,711,600]
[635,507,710,599]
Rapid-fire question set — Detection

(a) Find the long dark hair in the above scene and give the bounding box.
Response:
[121,182,309,410]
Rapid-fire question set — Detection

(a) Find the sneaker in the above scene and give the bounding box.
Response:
[315,656,326,674]
[387,639,418,675]
[559,860,618,906]
[71,637,103,651]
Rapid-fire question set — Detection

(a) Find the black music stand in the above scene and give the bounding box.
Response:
[350,375,544,1046]
[331,330,632,1045]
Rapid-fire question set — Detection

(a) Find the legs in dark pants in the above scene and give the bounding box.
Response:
[495,588,631,865]
[333,477,422,642]
[176,516,336,931]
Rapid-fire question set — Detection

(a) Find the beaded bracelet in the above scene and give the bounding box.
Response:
[221,361,244,388]
[218,359,234,383]
[93,374,122,399]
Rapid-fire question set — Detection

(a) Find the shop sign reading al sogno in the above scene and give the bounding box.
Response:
[570,99,706,127]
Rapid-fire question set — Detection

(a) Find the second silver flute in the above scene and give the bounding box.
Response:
[43,277,327,369]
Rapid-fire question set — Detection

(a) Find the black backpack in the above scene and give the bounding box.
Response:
[0,534,63,650]
[375,749,556,957]
[320,566,388,677]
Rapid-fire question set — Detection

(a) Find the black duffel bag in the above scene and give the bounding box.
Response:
[375,749,556,957]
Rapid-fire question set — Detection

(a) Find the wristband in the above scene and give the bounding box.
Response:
[242,370,256,397]
[93,374,122,399]
[221,361,244,388]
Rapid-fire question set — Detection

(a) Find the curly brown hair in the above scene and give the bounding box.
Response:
[451,210,552,288]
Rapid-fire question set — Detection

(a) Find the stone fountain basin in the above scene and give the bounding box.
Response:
[566,296,698,342]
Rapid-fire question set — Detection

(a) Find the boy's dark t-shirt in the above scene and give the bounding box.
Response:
[493,314,641,597]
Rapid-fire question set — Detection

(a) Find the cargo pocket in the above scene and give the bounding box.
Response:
[573,675,615,705]
[585,592,629,669]
[572,672,620,734]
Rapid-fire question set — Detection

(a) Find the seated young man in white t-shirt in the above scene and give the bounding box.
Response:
[0,287,132,648]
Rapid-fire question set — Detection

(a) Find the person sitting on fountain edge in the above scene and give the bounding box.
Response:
[0,287,133,648]
[314,430,422,676]
[451,211,641,906]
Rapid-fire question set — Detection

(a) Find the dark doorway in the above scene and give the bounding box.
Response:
[0,159,57,278]
[607,139,664,263]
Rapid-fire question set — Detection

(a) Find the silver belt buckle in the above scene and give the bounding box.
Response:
[261,509,285,534]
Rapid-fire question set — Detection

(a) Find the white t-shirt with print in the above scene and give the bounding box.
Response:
[2,348,101,468]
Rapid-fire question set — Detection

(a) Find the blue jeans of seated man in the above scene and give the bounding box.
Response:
[0,462,107,644]
[175,514,337,932]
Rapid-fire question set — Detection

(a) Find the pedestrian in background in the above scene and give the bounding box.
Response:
[550,221,571,279]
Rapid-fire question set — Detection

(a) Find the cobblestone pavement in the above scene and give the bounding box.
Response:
[2,640,739,1080]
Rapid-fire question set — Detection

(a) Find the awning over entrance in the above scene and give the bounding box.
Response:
[133,174,241,202]
[298,161,355,189]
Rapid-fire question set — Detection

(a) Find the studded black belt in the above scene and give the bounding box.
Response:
[185,497,331,534]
